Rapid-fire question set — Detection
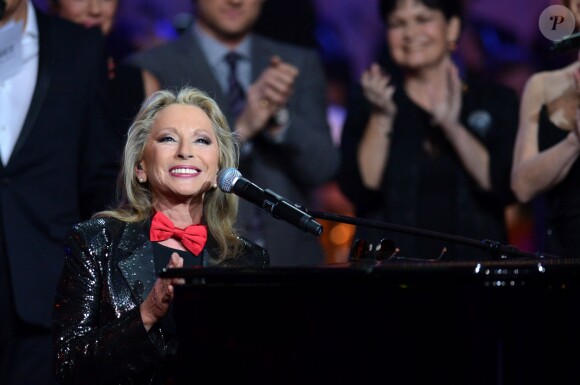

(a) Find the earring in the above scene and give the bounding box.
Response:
[213,183,218,189]
[139,178,144,183]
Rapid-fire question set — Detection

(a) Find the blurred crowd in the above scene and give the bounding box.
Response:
[20,0,571,262]
[28,0,572,262]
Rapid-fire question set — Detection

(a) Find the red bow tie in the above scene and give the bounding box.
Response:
[150,211,208,256]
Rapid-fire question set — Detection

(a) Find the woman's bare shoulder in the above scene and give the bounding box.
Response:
[523,62,579,103]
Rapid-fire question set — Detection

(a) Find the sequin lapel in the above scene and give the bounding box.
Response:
[117,221,156,304]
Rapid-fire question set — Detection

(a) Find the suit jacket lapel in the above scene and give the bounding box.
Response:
[11,7,52,162]
[117,221,157,304]
[182,34,227,107]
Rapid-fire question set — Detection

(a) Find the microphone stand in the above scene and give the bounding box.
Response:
[306,209,558,260]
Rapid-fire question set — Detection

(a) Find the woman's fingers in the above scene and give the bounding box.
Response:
[167,253,185,285]
[361,64,396,114]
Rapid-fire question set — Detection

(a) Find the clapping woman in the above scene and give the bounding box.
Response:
[338,0,518,260]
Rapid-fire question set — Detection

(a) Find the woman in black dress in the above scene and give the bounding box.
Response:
[338,0,518,260]
[511,0,580,259]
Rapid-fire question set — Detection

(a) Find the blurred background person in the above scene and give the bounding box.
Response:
[47,0,117,35]
[127,0,339,266]
[511,0,580,259]
[338,0,519,260]
[0,0,118,384]
[53,87,269,385]
[47,0,160,156]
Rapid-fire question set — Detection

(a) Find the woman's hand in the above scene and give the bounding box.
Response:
[361,63,397,117]
[357,63,397,190]
[430,60,462,134]
[140,253,184,331]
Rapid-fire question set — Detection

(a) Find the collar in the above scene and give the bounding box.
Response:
[117,217,151,254]
[24,1,39,41]
[192,21,251,68]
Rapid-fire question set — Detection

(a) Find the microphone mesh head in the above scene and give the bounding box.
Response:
[217,168,241,193]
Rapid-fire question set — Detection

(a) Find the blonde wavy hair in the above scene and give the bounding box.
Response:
[96,87,241,259]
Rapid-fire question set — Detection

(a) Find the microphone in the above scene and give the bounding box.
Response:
[217,168,323,236]
[551,32,580,52]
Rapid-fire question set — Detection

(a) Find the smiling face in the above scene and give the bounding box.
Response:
[52,0,118,35]
[385,0,460,71]
[137,104,220,207]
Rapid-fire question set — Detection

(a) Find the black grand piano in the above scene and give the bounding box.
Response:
[161,256,580,385]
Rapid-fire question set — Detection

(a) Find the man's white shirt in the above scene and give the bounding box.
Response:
[0,1,39,166]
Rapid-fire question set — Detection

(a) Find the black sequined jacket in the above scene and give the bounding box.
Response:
[52,217,269,385]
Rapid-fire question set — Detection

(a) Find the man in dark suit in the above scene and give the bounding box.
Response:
[128,0,339,266]
[0,1,118,383]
